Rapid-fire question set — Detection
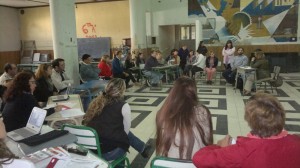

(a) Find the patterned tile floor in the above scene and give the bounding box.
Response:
[123,73,300,168]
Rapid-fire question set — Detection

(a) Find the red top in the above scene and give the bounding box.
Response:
[98,61,112,77]
[192,133,300,168]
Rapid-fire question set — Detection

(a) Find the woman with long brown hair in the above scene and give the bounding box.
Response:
[156,77,213,159]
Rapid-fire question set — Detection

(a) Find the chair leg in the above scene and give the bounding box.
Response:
[125,157,131,168]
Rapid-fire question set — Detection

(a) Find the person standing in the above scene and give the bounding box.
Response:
[197,41,208,56]
[178,45,189,70]
[222,40,235,69]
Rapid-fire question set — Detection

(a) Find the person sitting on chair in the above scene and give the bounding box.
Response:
[144,50,163,87]
[205,51,219,85]
[112,51,138,88]
[191,52,206,79]
[98,55,113,80]
[0,63,17,86]
[156,77,213,159]
[183,50,196,77]
[193,93,300,168]
[83,78,151,162]
[222,47,248,85]
[243,49,270,95]
[80,54,100,82]
[51,58,73,94]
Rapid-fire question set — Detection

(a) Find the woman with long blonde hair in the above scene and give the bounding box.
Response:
[83,78,150,162]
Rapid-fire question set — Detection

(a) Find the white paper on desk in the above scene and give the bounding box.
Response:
[45,102,77,110]
[50,158,101,168]
[59,108,84,118]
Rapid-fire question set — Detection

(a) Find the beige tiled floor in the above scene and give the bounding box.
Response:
[124,73,300,167]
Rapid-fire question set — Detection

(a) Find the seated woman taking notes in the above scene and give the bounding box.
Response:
[2,72,62,132]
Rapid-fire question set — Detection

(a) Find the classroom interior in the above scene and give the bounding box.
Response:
[1,0,300,167]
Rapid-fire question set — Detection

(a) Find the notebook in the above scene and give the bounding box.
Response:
[52,86,70,102]
[7,107,47,141]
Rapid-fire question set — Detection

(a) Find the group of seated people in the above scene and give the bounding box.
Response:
[0,44,298,167]
[222,46,270,95]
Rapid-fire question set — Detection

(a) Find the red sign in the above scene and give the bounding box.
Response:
[82,22,97,38]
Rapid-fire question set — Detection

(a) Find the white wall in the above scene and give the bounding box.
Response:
[0,6,21,51]
[151,0,205,36]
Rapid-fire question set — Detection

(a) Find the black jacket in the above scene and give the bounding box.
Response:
[34,77,57,102]
[145,56,160,71]
[86,101,129,153]
[205,56,219,68]
[2,93,55,132]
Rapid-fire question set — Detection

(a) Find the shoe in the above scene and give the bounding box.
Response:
[210,81,214,85]
[141,144,152,158]
[206,81,209,84]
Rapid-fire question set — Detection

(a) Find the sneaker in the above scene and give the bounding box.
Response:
[141,144,152,158]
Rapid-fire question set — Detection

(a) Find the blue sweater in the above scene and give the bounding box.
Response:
[112,57,124,75]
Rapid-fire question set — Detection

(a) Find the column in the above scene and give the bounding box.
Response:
[49,0,79,85]
[195,19,203,51]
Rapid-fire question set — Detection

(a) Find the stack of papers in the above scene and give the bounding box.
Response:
[59,109,85,118]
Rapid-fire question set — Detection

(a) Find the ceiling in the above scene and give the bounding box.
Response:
[0,0,124,8]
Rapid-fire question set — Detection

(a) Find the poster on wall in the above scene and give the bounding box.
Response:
[188,0,298,44]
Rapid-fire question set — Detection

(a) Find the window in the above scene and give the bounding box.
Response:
[180,25,195,40]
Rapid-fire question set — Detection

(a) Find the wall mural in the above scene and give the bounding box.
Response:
[188,0,298,44]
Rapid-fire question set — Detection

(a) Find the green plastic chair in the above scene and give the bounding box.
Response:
[151,156,196,168]
[62,124,131,168]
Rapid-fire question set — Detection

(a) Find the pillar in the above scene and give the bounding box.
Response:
[49,0,79,85]
[195,19,203,51]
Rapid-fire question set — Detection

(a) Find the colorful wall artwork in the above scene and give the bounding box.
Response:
[188,0,298,44]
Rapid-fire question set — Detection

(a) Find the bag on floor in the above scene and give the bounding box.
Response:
[236,76,243,91]
[270,76,283,87]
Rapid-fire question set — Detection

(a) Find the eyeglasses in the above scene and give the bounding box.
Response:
[29,80,36,84]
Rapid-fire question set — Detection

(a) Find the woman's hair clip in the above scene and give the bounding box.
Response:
[102,91,106,96]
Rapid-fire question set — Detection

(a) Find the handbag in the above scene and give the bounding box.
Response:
[269,75,283,87]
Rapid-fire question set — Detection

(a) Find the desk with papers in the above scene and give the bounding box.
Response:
[45,94,85,128]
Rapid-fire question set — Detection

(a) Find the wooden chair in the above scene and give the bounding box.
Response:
[151,156,196,168]
[256,66,281,93]
[62,124,131,168]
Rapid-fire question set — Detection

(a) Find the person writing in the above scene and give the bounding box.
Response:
[2,72,62,132]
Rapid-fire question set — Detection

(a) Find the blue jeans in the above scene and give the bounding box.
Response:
[144,70,163,84]
[102,131,146,160]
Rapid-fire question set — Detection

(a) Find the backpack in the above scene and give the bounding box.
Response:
[236,76,243,91]
[269,75,283,87]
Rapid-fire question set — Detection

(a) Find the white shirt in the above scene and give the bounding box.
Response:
[0,72,12,86]
[193,53,206,69]
[50,69,73,91]
[121,103,131,134]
